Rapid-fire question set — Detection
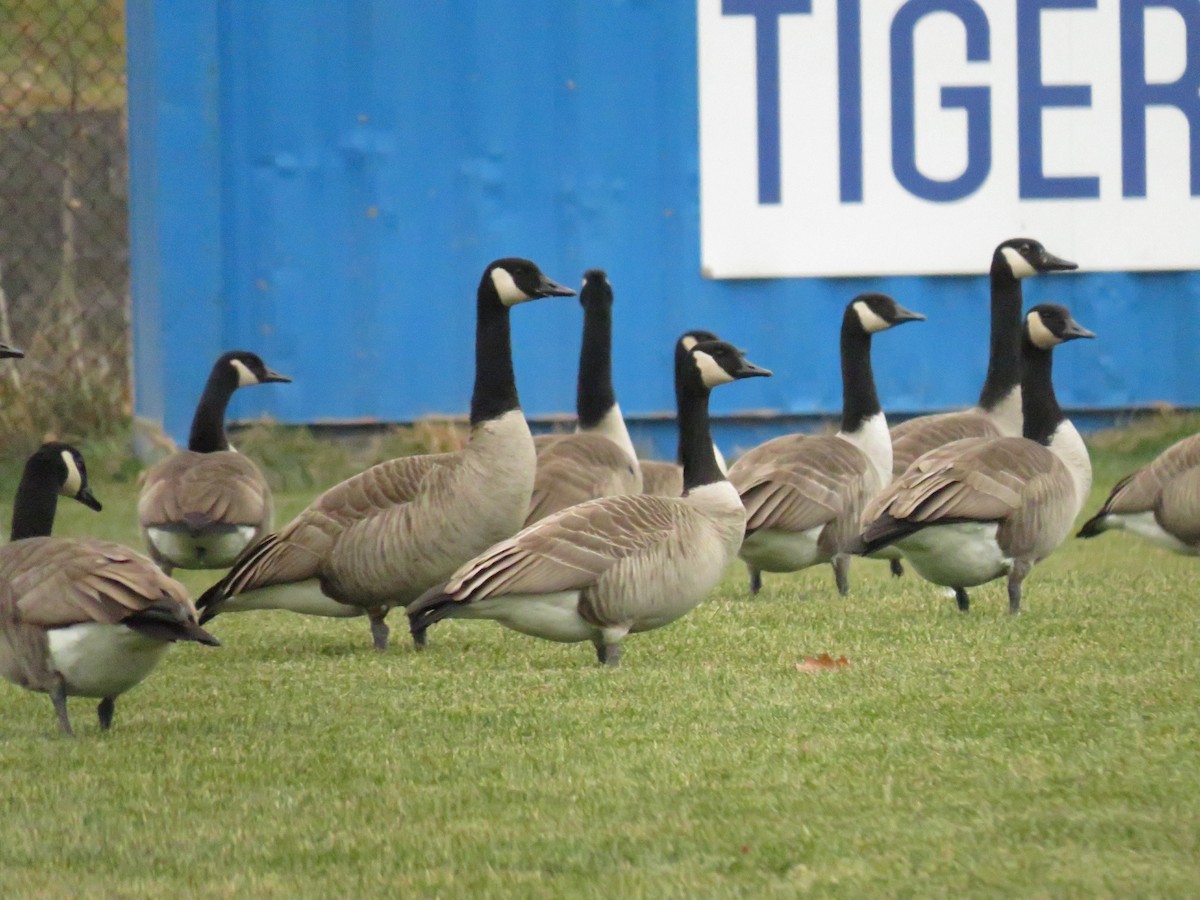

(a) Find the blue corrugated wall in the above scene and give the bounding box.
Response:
[126,1,1199,458]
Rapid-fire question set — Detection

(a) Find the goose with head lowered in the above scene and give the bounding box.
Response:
[640,330,728,496]
[0,443,218,736]
[1077,433,1200,555]
[729,293,924,597]
[197,258,575,650]
[406,339,771,667]
[882,239,1076,576]
[852,303,1094,614]
[138,350,291,575]
[526,269,641,525]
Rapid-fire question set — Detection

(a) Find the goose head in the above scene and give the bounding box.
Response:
[1025,303,1096,350]
[217,350,292,389]
[29,442,102,512]
[995,238,1077,280]
[485,258,576,306]
[0,342,23,359]
[580,269,613,310]
[687,340,773,389]
[847,293,925,335]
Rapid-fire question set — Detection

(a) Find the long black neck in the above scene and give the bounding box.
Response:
[1020,340,1063,446]
[576,300,615,429]
[978,260,1023,411]
[188,367,236,452]
[10,461,60,540]
[678,376,724,493]
[470,281,521,426]
[840,313,881,434]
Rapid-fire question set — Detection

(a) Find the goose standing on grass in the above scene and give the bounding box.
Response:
[1077,434,1200,555]
[640,330,728,496]
[197,258,575,650]
[881,239,1077,576]
[0,444,218,736]
[730,294,924,597]
[526,269,641,525]
[852,304,1094,614]
[137,351,291,575]
[406,339,771,667]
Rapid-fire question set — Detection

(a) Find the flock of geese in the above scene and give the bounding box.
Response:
[0,245,1198,735]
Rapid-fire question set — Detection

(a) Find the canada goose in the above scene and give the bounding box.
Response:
[730,294,924,596]
[406,339,771,666]
[137,351,291,575]
[1077,433,1200,555]
[853,304,1094,614]
[881,239,1077,576]
[197,258,575,650]
[526,269,641,525]
[0,443,218,736]
[640,330,728,496]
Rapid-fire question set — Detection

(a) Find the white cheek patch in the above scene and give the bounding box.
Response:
[693,350,734,387]
[1026,311,1061,349]
[230,358,258,386]
[1001,247,1038,279]
[491,267,531,306]
[60,451,82,497]
[681,336,700,351]
[852,301,891,334]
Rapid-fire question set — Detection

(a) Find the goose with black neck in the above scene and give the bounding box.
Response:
[0,443,218,736]
[730,293,924,597]
[138,350,291,575]
[196,258,575,651]
[882,239,1076,575]
[853,303,1094,614]
[527,269,641,524]
[406,338,771,667]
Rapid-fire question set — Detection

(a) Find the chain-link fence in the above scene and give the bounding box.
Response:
[0,0,128,451]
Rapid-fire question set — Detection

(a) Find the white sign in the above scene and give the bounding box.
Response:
[699,0,1200,277]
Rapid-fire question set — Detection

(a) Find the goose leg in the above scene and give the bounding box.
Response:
[411,625,427,650]
[597,626,627,668]
[748,565,762,595]
[368,610,389,651]
[832,555,851,597]
[889,558,904,578]
[97,697,116,731]
[50,677,74,738]
[954,587,970,613]
[1007,562,1030,615]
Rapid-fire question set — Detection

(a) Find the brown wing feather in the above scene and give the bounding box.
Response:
[1155,465,1200,545]
[890,410,1003,476]
[526,434,640,525]
[138,451,271,528]
[1099,434,1200,516]
[442,494,687,603]
[730,435,871,533]
[0,537,196,628]
[212,451,463,596]
[866,437,1056,527]
[639,460,683,497]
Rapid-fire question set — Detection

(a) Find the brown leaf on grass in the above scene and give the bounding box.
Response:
[795,653,851,673]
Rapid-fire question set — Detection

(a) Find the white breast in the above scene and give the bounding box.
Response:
[896,522,1012,588]
[47,623,171,698]
[1048,421,1092,515]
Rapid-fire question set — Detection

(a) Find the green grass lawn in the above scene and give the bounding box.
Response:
[0,428,1197,896]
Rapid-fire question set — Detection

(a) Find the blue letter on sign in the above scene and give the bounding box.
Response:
[723,0,813,205]
[1121,0,1200,197]
[891,0,992,202]
[1017,0,1100,198]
